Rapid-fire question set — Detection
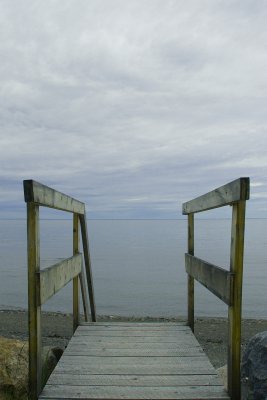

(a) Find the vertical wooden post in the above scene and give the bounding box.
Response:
[73,213,80,332]
[27,203,41,400]
[79,211,97,322]
[188,213,194,332]
[228,200,246,400]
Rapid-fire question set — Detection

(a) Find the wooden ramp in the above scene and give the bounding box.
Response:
[39,322,229,400]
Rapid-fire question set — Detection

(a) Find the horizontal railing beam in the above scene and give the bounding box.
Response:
[185,254,234,305]
[182,177,250,214]
[38,254,82,305]
[23,180,85,214]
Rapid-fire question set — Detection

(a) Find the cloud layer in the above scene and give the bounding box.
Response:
[0,0,266,218]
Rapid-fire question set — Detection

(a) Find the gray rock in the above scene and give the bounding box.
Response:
[241,331,267,400]
[42,346,63,387]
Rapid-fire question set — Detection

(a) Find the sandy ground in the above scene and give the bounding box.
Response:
[1,309,267,368]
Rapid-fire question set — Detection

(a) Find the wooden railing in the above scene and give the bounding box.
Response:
[23,180,96,400]
[182,177,250,400]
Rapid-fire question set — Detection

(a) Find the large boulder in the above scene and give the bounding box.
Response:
[0,337,28,399]
[0,336,63,400]
[241,331,267,400]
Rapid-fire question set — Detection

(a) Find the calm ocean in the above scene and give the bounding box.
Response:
[0,219,266,318]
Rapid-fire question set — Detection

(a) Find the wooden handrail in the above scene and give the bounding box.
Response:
[24,180,85,214]
[182,177,250,214]
[182,177,250,400]
[23,180,96,400]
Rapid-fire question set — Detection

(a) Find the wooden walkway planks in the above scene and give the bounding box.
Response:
[39,323,229,400]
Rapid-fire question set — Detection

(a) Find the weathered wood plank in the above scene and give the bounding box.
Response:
[185,254,233,305]
[79,211,96,321]
[74,332,191,338]
[75,324,189,336]
[79,260,90,322]
[80,322,186,327]
[64,338,204,357]
[73,213,80,332]
[187,213,194,332]
[46,373,223,387]
[38,254,82,305]
[27,203,42,399]
[77,325,189,331]
[39,384,229,399]
[78,323,188,328]
[69,331,199,345]
[64,347,204,357]
[53,363,216,375]
[70,336,195,344]
[67,338,201,347]
[23,180,85,214]
[228,200,246,400]
[68,330,200,346]
[58,355,211,366]
[182,177,250,214]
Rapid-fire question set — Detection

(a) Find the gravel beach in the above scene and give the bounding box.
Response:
[1,309,267,368]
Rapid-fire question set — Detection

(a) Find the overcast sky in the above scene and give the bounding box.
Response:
[0,0,266,219]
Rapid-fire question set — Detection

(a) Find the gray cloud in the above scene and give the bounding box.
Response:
[0,0,266,218]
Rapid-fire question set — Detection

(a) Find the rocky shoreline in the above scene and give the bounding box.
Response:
[1,309,267,369]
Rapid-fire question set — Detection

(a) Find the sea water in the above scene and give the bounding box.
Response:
[0,219,266,318]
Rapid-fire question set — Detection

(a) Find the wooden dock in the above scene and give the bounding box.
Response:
[39,322,229,400]
[24,178,250,400]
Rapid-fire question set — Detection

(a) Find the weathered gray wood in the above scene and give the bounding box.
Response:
[39,322,229,399]
[182,177,250,214]
[185,254,234,305]
[58,355,210,366]
[67,337,200,347]
[67,338,200,346]
[71,336,195,343]
[80,322,186,326]
[228,201,246,400]
[27,203,42,400]
[23,180,85,214]
[64,347,203,357]
[77,325,189,331]
[46,373,223,387]
[53,362,216,376]
[38,254,82,305]
[74,331,190,337]
[39,385,229,399]
[68,330,200,346]
[79,260,90,322]
[79,211,96,321]
[187,213,194,332]
[181,177,249,399]
[73,213,80,332]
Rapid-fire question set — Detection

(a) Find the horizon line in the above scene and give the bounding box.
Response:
[0,217,266,221]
